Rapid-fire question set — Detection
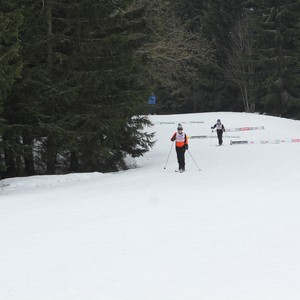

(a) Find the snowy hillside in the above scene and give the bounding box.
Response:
[1,112,300,300]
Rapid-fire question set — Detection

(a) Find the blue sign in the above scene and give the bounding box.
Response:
[148,95,156,105]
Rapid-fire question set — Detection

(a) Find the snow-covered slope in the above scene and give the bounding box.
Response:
[1,112,300,300]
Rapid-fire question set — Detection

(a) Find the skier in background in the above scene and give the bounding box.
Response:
[171,123,189,172]
[211,119,225,146]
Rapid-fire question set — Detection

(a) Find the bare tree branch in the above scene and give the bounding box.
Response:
[224,15,255,112]
[130,0,214,93]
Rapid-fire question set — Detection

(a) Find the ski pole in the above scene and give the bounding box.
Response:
[164,141,174,169]
[224,130,230,144]
[210,130,213,146]
[187,149,201,171]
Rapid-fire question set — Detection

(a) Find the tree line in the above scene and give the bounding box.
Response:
[0,0,299,179]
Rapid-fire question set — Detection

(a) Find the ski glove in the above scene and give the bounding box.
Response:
[185,144,189,150]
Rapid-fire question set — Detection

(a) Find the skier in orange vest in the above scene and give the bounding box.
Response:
[170,123,189,172]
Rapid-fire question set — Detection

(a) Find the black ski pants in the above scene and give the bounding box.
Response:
[217,129,223,145]
[176,146,186,170]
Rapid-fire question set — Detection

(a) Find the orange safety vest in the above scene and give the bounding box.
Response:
[171,132,188,147]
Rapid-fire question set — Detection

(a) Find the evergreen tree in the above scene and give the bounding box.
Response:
[63,0,154,172]
[0,2,22,101]
[252,0,300,118]
[200,0,245,111]
[1,0,155,178]
[171,0,204,31]
[0,1,23,177]
[1,0,76,177]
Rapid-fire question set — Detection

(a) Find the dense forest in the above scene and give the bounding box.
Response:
[0,0,299,178]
